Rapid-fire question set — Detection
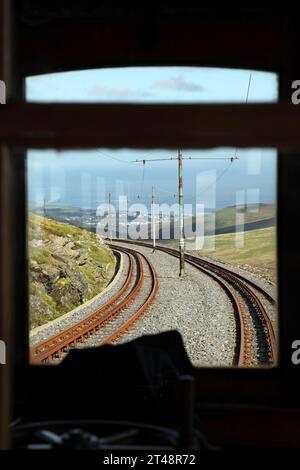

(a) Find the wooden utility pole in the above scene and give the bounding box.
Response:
[178,150,185,276]
[133,153,237,277]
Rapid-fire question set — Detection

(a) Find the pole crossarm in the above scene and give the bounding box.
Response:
[133,156,238,163]
[133,152,237,276]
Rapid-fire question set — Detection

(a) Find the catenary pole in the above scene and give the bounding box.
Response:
[178,150,185,276]
[133,154,237,276]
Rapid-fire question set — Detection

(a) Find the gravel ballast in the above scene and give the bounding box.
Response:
[109,242,237,367]
[30,242,249,367]
[78,252,155,349]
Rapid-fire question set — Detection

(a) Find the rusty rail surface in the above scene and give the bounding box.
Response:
[185,254,276,366]
[110,239,277,367]
[30,247,143,363]
[100,245,159,346]
[110,240,276,304]
[181,255,250,367]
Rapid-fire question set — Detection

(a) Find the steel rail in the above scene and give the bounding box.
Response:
[185,255,276,365]
[30,247,143,363]
[186,254,277,363]
[183,256,250,366]
[109,239,277,366]
[100,246,159,346]
[111,240,276,304]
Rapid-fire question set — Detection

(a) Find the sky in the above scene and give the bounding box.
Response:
[26,67,278,210]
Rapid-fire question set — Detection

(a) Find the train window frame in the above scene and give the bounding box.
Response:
[9,106,290,368]
[11,105,279,373]
[2,6,300,428]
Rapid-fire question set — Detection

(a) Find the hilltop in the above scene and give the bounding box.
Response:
[212,203,275,233]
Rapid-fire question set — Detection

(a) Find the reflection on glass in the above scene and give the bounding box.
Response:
[27,67,278,367]
[28,147,277,367]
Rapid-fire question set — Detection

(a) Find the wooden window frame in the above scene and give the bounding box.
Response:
[2,0,300,449]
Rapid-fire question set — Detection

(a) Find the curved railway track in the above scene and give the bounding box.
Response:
[30,246,158,364]
[31,236,276,368]
[109,239,277,367]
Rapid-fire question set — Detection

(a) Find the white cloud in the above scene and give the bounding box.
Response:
[152,76,203,92]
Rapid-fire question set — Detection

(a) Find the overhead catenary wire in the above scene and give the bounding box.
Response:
[133,151,237,276]
[98,149,162,166]
[98,149,135,165]
[137,160,146,200]
[195,160,234,197]
[187,73,252,193]
[233,73,252,159]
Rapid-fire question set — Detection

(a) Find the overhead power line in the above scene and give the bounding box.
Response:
[98,149,164,166]
[133,150,237,277]
[234,73,252,159]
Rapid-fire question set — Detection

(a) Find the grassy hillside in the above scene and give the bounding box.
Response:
[28,213,116,329]
[213,203,275,231]
[200,204,276,234]
[198,226,276,283]
[161,203,275,239]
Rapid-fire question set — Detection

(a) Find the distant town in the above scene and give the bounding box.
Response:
[29,202,276,240]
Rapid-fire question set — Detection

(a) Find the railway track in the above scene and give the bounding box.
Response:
[31,236,276,367]
[30,246,158,364]
[109,239,277,367]
[99,244,159,346]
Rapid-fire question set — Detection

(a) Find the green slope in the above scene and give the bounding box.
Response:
[198,226,276,283]
[28,213,116,329]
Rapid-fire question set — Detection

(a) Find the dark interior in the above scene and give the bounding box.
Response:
[1,0,300,450]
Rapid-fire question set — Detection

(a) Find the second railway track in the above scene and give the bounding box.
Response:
[31,237,277,368]
[109,239,277,367]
